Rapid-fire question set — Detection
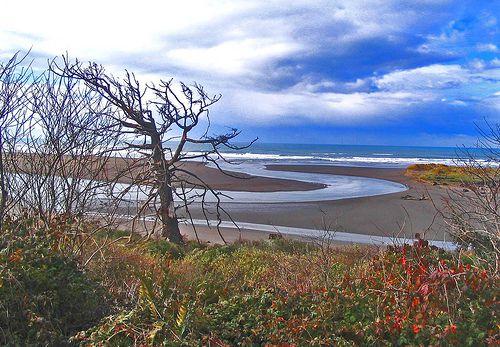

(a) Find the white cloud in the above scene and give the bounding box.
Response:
[0,1,255,60]
[214,58,500,125]
[220,87,432,125]
[165,38,304,77]
[375,63,500,91]
[476,43,498,52]
[483,92,500,111]
[416,25,463,56]
[0,0,498,129]
[375,64,468,90]
[0,0,445,77]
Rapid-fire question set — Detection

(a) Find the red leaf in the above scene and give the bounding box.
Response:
[419,284,429,296]
[412,324,420,334]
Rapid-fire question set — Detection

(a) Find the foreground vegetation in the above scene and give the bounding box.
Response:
[1,216,498,346]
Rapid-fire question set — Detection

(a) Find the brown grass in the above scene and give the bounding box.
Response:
[405,163,482,185]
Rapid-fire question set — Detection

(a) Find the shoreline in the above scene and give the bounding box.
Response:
[265,164,410,185]
[173,161,327,192]
[179,163,451,243]
[11,154,325,193]
[87,161,453,244]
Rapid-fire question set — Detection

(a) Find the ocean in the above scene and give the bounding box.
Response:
[186,143,490,168]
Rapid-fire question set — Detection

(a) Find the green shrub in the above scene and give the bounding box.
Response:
[0,217,109,345]
[405,163,485,184]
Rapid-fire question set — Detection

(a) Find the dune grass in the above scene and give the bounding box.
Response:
[405,163,485,185]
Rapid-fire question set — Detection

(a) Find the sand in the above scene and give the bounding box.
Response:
[179,164,453,243]
[107,158,325,192]
[72,158,457,244]
[12,152,456,244]
[101,158,326,192]
[173,161,325,192]
[10,154,323,193]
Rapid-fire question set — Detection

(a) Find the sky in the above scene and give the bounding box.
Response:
[1,0,499,146]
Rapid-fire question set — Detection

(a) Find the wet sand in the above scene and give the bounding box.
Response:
[11,154,323,193]
[185,164,451,243]
[110,159,325,192]
[172,162,325,192]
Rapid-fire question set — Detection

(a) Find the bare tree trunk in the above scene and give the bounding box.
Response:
[158,180,182,243]
[0,131,6,230]
[152,140,182,243]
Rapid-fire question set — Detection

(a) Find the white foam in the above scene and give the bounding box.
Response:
[187,151,496,167]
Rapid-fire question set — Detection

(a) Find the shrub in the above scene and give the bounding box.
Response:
[1,217,495,345]
[0,216,109,345]
[76,241,499,345]
[405,163,481,184]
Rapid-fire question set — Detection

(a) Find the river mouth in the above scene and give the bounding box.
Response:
[109,173,407,204]
[105,161,408,204]
[106,161,408,204]
[195,161,408,203]
[8,161,407,206]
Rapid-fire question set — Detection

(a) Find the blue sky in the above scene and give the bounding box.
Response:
[1,0,499,146]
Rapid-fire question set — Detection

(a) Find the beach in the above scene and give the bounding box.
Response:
[13,152,451,244]
[171,163,451,244]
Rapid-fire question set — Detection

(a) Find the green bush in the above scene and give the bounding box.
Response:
[0,217,109,345]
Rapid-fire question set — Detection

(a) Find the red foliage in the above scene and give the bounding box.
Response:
[355,243,496,341]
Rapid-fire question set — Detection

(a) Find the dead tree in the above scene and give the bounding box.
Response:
[55,57,255,243]
[12,65,123,224]
[0,61,128,261]
[0,52,32,229]
[443,122,500,273]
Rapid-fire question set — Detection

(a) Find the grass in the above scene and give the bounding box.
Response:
[405,163,485,185]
